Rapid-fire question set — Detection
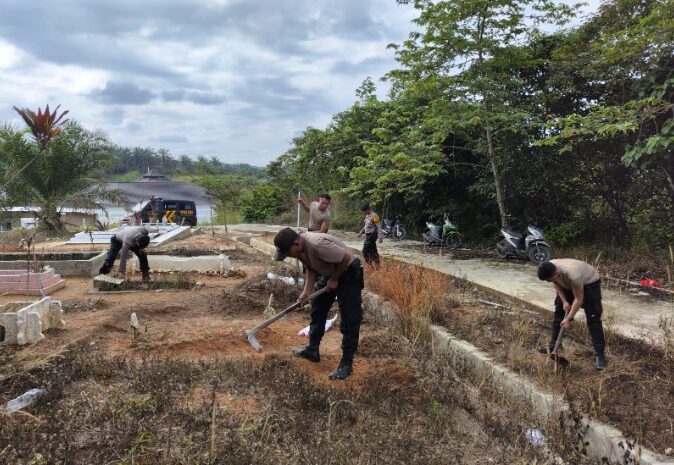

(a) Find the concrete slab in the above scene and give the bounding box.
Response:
[130,254,230,272]
[67,224,192,246]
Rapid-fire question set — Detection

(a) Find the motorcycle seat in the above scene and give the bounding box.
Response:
[503,228,523,239]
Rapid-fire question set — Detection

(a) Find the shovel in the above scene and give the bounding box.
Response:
[245,287,329,352]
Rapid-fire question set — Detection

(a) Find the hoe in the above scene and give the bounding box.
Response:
[245,287,329,351]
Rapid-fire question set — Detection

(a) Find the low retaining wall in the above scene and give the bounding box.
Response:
[0,269,65,295]
[241,234,673,465]
[130,254,231,273]
[0,297,65,346]
[0,251,106,276]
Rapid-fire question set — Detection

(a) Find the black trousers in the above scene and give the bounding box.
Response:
[100,236,150,277]
[308,258,364,364]
[551,280,605,356]
[362,232,380,266]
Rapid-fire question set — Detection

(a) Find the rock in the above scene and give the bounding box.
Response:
[665,447,673,456]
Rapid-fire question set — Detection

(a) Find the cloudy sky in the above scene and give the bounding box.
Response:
[0,0,600,167]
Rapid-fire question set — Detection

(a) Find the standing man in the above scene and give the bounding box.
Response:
[99,226,151,281]
[358,203,382,266]
[298,193,332,233]
[537,259,607,371]
[273,227,364,380]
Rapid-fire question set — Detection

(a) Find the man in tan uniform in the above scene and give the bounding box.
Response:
[298,194,331,232]
[537,259,607,371]
[273,227,364,380]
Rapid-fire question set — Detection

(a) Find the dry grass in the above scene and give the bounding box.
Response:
[365,259,455,343]
[0,333,562,465]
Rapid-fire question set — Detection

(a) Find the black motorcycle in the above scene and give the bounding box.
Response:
[380,215,407,241]
[496,225,552,265]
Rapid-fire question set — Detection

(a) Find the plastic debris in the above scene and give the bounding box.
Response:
[266,272,295,285]
[525,428,545,446]
[298,315,338,337]
[639,277,660,288]
[6,388,46,413]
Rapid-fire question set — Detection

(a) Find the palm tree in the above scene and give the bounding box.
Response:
[1,109,120,232]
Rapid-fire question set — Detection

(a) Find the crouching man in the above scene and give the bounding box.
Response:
[273,227,364,380]
[99,226,151,281]
[537,259,607,371]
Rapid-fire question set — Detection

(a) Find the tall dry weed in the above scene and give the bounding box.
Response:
[366,259,450,343]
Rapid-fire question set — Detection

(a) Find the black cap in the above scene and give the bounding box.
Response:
[273,227,299,261]
[360,203,371,212]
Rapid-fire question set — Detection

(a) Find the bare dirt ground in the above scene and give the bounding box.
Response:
[0,232,559,465]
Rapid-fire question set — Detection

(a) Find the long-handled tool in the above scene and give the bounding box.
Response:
[549,310,570,369]
[245,287,329,352]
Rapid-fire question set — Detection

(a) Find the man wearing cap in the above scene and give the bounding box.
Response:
[298,193,332,233]
[99,226,151,281]
[537,259,607,371]
[273,227,364,380]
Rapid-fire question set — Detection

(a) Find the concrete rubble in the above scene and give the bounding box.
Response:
[0,297,65,346]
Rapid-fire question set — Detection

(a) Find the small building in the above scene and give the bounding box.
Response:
[0,207,98,231]
[101,169,211,224]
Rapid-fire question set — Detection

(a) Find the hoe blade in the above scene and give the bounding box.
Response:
[245,330,262,352]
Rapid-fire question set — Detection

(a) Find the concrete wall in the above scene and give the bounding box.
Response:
[0,251,106,277]
[0,297,65,346]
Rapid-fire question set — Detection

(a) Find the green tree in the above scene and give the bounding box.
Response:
[0,118,116,232]
[195,174,254,228]
[239,183,288,222]
[388,0,577,226]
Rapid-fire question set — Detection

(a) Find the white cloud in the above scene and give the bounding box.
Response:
[0,0,599,166]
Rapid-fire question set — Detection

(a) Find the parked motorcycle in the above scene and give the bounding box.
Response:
[422,213,462,249]
[380,215,407,241]
[496,225,552,265]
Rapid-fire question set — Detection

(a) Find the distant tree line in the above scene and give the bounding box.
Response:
[106,146,266,179]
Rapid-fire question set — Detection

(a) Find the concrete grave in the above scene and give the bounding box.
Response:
[0,269,66,295]
[130,254,230,273]
[0,251,106,277]
[0,297,65,346]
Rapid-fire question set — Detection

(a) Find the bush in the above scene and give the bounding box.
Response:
[239,183,288,222]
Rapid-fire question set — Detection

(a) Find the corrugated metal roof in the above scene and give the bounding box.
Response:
[103,181,211,208]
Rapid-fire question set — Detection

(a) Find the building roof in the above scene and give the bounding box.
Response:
[137,168,170,182]
[103,181,210,208]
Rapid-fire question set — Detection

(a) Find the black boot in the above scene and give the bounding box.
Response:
[595,354,607,371]
[538,343,557,354]
[292,346,320,362]
[328,362,353,380]
[99,265,110,275]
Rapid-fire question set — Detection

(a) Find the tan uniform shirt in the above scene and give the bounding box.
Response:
[551,259,599,292]
[361,211,380,234]
[298,232,348,277]
[115,226,148,273]
[308,201,331,232]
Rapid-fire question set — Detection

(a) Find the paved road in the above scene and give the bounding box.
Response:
[228,224,674,344]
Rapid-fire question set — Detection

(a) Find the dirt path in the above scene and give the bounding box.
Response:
[227,224,674,345]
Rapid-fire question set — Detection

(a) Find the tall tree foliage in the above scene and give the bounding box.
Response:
[387,0,577,227]
[0,120,116,231]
